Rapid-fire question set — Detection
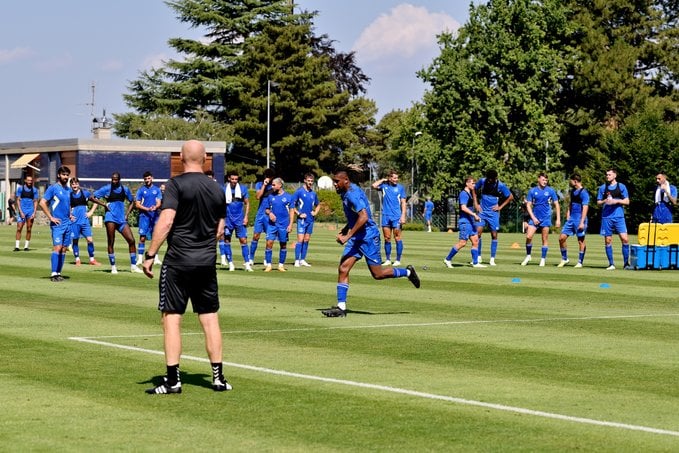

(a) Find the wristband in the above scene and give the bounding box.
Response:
[145,252,156,260]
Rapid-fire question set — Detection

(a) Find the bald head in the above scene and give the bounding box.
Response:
[181,140,206,167]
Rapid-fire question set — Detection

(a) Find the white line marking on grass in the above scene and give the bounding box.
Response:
[77,312,679,339]
[70,336,679,438]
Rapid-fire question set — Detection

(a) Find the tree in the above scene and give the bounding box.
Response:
[115,0,374,182]
[419,0,571,194]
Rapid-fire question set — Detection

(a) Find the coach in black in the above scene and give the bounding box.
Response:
[142,139,231,394]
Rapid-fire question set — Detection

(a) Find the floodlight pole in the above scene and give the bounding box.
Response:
[410,131,422,222]
[267,79,271,169]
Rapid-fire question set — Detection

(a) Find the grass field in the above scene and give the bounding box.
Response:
[2,224,679,451]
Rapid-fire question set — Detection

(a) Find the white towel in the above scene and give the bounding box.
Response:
[225,183,242,204]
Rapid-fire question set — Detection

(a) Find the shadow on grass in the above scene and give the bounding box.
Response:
[315,308,411,316]
[139,371,213,391]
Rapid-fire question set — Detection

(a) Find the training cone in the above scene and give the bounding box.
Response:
[511,242,520,249]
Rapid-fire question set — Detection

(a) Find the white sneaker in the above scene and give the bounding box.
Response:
[221,256,227,266]
[539,258,546,267]
[393,260,401,266]
[137,254,143,266]
[557,259,569,268]
[300,260,311,267]
[294,260,301,267]
[472,263,487,268]
[248,259,254,266]
[521,256,531,266]
[477,256,483,264]
[111,265,118,275]
[244,263,254,272]
[443,259,453,268]
[382,260,392,266]
[228,262,235,272]
[131,265,144,273]
[154,256,162,265]
[606,265,616,270]
[489,258,496,266]
[574,262,583,268]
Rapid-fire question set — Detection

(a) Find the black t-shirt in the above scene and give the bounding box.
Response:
[162,172,225,266]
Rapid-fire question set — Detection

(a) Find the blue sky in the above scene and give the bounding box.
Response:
[0,1,475,142]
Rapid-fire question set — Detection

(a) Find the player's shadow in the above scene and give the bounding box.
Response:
[316,308,411,316]
[42,275,71,280]
[139,371,213,391]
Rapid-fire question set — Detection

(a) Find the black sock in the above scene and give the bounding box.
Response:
[166,364,180,386]
[211,362,222,381]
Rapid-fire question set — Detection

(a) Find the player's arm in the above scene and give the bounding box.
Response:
[460,201,480,222]
[88,193,109,211]
[337,209,368,245]
[142,208,175,278]
[497,189,514,211]
[30,196,38,219]
[553,198,561,227]
[579,204,589,230]
[400,196,407,223]
[471,187,481,213]
[526,200,538,224]
[256,178,271,200]
[243,196,250,225]
[38,197,58,224]
[371,179,385,190]
[287,206,294,232]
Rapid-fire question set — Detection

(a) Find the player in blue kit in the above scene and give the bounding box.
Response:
[652,172,677,224]
[444,177,485,268]
[220,171,252,272]
[69,177,100,266]
[39,166,72,282]
[291,173,320,267]
[249,168,275,266]
[558,173,589,268]
[135,171,163,266]
[90,172,142,274]
[263,178,293,272]
[473,169,514,266]
[14,175,39,251]
[372,170,407,266]
[423,196,434,232]
[521,173,561,267]
[322,165,420,318]
[597,168,631,270]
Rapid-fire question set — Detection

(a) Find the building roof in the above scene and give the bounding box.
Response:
[0,138,227,155]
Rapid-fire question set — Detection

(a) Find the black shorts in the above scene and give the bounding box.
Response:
[158,265,220,314]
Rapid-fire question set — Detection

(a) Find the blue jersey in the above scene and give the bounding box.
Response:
[70,188,92,225]
[597,183,628,219]
[377,182,406,219]
[93,183,134,224]
[225,183,249,224]
[16,184,39,215]
[527,185,558,223]
[653,184,677,223]
[568,187,589,219]
[424,200,434,217]
[43,182,71,223]
[292,186,319,218]
[267,191,292,228]
[458,190,475,224]
[136,184,162,217]
[474,178,512,212]
[342,183,379,240]
[255,181,274,216]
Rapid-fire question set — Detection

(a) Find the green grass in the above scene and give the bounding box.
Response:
[2,224,679,451]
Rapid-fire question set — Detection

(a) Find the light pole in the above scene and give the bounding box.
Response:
[410,131,422,222]
[266,79,272,169]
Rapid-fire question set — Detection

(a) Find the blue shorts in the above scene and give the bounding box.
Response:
[71,220,92,239]
[225,223,248,239]
[51,222,72,247]
[253,214,268,235]
[458,220,477,241]
[600,217,627,236]
[477,211,500,232]
[342,234,382,266]
[561,218,587,238]
[138,214,158,238]
[381,216,401,229]
[266,223,289,243]
[296,218,315,235]
[528,217,553,228]
[424,213,432,221]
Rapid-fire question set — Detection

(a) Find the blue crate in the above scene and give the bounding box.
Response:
[631,245,670,270]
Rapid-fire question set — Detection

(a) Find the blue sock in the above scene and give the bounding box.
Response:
[622,244,630,266]
[279,248,287,265]
[73,243,80,259]
[250,240,259,261]
[526,244,533,256]
[109,254,116,266]
[87,242,95,259]
[57,252,66,273]
[138,242,145,257]
[219,240,226,256]
[295,242,301,260]
[241,244,250,263]
[446,246,459,261]
[578,250,585,264]
[392,268,407,278]
[385,242,392,260]
[224,243,232,262]
[301,241,309,260]
[605,245,614,265]
[478,238,483,256]
[51,252,59,273]
[265,248,273,265]
[561,248,568,260]
[337,283,349,309]
[490,239,498,258]
[471,247,479,264]
[541,246,548,259]
[130,253,136,266]
[396,240,403,260]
